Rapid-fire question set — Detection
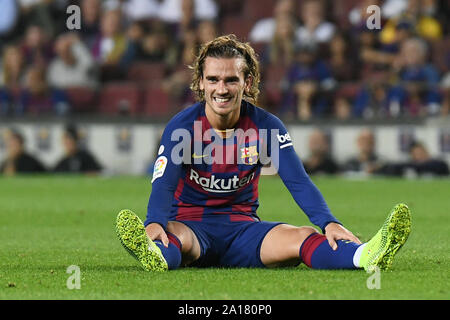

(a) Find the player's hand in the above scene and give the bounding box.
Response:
[145,223,169,247]
[324,223,361,251]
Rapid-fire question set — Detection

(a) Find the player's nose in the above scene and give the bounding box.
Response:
[216,80,228,94]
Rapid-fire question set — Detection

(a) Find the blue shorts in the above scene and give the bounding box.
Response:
[178,219,283,268]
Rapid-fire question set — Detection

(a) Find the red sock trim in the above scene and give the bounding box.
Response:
[167,232,182,251]
[300,233,327,268]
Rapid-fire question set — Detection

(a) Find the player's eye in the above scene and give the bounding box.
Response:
[225,77,240,84]
[206,77,218,83]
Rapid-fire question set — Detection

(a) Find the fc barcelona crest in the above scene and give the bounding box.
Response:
[240,145,259,165]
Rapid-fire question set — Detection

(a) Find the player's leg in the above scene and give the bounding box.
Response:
[301,203,412,271]
[259,224,318,268]
[358,203,411,271]
[260,203,411,270]
[143,221,202,270]
[116,209,168,271]
[116,210,201,271]
[261,223,363,269]
[165,221,201,266]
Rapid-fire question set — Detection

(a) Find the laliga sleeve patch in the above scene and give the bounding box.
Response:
[151,156,168,183]
[158,145,164,155]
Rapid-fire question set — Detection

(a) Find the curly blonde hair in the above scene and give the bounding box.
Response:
[189,34,260,104]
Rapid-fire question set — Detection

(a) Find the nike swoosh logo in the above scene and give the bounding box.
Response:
[192,153,208,159]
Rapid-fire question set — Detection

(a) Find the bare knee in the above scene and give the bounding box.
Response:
[166,221,191,249]
[297,226,319,243]
[260,224,319,268]
[166,221,200,264]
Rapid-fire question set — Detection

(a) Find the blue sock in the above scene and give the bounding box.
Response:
[300,233,361,269]
[154,232,182,270]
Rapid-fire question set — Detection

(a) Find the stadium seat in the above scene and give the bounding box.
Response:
[431,36,450,73]
[127,62,166,84]
[243,0,277,22]
[261,64,289,109]
[217,0,242,16]
[262,63,288,84]
[98,82,142,115]
[335,82,361,99]
[332,0,361,30]
[250,42,267,58]
[65,87,98,113]
[142,85,171,117]
[221,16,254,42]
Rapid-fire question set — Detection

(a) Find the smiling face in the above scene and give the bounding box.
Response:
[199,57,251,129]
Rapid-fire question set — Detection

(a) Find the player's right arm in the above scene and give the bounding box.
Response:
[144,120,189,246]
[145,222,169,247]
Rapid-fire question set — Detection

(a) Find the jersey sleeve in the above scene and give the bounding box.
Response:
[266,114,341,232]
[144,121,187,228]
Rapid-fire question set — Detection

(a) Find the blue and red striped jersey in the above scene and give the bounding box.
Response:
[145,101,340,231]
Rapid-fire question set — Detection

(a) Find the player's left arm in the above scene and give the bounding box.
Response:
[266,116,361,249]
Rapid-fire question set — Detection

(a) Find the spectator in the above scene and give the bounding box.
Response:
[47,33,98,89]
[405,141,449,176]
[333,96,352,120]
[136,28,171,63]
[416,0,444,40]
[352,26,389,79]
[327,32,357,82]
[79,0,101,49]
[91,8,127,82]
[303,129,339,175]
[160,19,217,108]
[265,13,297,66]
[162,27,199,110]
[158,0,218,37]
[351,1,413,78]
[248,0,297,44]
[357,22,405,78]
[53,124,102,174]
[296,0,336,47]
[380,0,443,45]
[20,24,53,69]
[375,140,450,177]
[343,129,384,175]
[282,44,336,120]
[20,66,70,115]
[1,48,67,116]
[355,37,441,119]
[121,21,147,66]
[0,128,46,175]
[0,45,26,115]
[18,0,55,39]
[389,37,441,117]
[353,76,391,119]
[196,20,217,45]
[0,45,25,89]
[121,20,173,69]
[121,0,160,23]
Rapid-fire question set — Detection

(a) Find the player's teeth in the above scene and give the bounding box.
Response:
[215,97,230,102]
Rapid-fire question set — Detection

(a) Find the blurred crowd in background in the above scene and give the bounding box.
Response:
[0,0,449,120]
[1,124,449,177]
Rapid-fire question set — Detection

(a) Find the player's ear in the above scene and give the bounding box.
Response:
[244,75,253,94]
[199,77,204,91]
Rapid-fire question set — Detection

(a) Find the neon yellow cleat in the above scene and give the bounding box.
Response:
[359,203,411,271]
[116,209,168,272]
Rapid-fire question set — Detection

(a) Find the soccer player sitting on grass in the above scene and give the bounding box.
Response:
[116,35,411,272]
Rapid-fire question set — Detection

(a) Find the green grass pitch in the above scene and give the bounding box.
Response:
[0,175,448,299]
